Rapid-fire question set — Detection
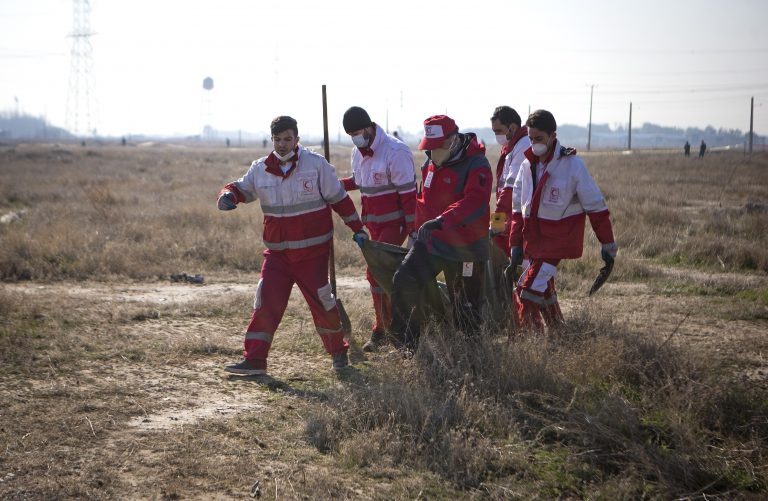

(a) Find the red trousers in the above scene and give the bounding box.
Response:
[243,251,349,361]
[366,225,407,334]
[492,231,510,256]
[512,257,564,332]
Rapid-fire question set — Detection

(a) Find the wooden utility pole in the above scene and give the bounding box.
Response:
[321,84,352,337]
[587,84,596,152]
[749,96,754,156]
[628,101,633,151]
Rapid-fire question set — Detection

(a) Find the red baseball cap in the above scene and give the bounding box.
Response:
[418,115,458,150]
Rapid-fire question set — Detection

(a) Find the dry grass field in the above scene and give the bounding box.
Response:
[1,142,767,499]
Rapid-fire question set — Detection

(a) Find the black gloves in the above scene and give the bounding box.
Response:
[416,218,443,242]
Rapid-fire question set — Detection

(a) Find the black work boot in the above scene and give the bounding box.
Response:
[332,351,349,371]
[224,358,267,376]
[362,329,386,352]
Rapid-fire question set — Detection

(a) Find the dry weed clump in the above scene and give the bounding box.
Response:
[306,306,767,497]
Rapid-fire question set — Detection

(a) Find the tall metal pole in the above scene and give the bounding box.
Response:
[749,96,754,157]
[628,101,633,151]
[587,84,595,152]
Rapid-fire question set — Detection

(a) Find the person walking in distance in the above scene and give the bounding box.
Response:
[508,110,618,333]
[340,106,417,352]
[390,115,492,350]
[217,116,367,375]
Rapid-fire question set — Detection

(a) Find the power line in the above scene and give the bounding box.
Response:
[595,93,768,106]
[545,47,768,55]
[599,84,768,95]
[522,83,768,98]
[569,67,768,77]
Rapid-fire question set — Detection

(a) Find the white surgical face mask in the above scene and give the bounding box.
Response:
[495,134,508,146]
[351,134,369,148]
[273,149,295,162]
[531,142,548,157]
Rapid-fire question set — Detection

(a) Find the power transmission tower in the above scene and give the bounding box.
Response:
[65,0,97,137]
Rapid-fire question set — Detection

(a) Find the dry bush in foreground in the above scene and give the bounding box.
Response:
[307,307,767,498]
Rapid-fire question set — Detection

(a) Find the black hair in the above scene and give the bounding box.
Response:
[526,109,557,134]
[270,116,299,136]
[491,106,522,127]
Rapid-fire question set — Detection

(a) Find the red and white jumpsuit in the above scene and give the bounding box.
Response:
[219,145,363,362]
[389,134,492,346]
[509,140,615,331]
[341,124,416,335]
[493,126,530,255]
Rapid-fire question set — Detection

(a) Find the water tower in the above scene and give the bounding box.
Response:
[201,76,214,140]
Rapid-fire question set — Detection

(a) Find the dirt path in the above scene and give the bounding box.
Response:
[6,269,766,393]
[3,275,368,305]
[3,269,767,498]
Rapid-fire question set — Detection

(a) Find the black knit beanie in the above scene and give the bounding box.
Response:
[343,106,372,133]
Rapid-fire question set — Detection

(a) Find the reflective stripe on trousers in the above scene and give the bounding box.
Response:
[243,251,348,361]
[514,257,563,331]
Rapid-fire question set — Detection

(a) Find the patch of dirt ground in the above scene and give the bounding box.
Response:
[2,268,767,498]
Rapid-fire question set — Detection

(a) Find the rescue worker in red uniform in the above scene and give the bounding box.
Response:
[217,116,367,375]
[340,106,417,352]
[508,110,618,332]
[490,106,530,255]
[389,115,493,350]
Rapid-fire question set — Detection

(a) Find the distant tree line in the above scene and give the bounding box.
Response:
[0,112,73,141]
[1,112,764,150]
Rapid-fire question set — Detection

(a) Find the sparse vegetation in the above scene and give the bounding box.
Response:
[1,145,767,280]
[1,144,766,498]
[307,309,767,497]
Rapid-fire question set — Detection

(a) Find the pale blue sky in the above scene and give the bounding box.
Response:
[1,0,767,138]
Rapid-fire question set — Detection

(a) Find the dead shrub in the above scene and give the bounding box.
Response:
[306,305,767,496]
